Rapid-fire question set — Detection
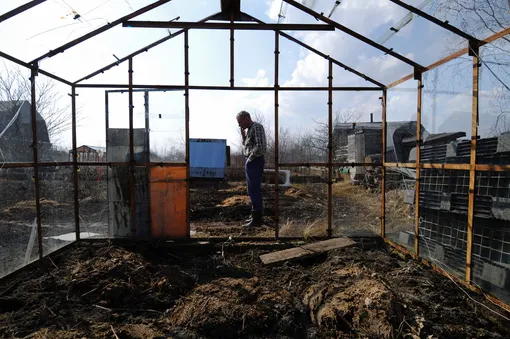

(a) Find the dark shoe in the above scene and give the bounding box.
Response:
[242,211,262,228]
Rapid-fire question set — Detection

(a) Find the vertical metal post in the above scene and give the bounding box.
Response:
[105,91,110,235]
[128,57,136,236]
[414,72,423,258]
[466,42,480,283]
[71,86,80,241]
[230,12,234,87]
[144,90,151,232]
[274,31,280,239]
[381,89,387,238]
[30,66,43,259]
[184,30,191,238]
[327,60,333,238]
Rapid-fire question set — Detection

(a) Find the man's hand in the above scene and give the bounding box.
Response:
[241,127,247,142]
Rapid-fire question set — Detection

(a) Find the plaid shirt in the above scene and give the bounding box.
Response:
[243,122,267,161]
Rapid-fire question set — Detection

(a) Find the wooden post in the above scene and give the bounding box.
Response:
[466,41,480,283]
[381,89,387,238]
[414,72,422,258]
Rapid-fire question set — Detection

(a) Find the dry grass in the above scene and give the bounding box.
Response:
[279,217,328,239]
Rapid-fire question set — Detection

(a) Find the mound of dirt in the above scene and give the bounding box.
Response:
[303,276,403,338]
[217,195,250,207]
[68,247,195,310]
[168,277,307,338]
[1,199,72,221]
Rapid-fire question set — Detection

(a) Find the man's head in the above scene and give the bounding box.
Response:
[236,110,252,129]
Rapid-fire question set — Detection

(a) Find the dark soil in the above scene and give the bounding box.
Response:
[0,241,509,338]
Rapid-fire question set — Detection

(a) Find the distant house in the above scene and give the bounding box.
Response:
[69,145,106,162]
[0,100,51,162]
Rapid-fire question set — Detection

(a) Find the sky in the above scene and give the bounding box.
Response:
[0,0,509,156]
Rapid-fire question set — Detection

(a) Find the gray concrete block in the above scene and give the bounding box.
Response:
[491,197,510,221]
[481,262,507,288]
[497,134,510,153]
[446,141,458,157]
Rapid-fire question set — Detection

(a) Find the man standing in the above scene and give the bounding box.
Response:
[237,111,267,227]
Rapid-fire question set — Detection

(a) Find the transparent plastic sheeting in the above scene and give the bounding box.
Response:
[0,167,39,279]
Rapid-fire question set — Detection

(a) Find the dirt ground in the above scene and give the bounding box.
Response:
[190,179,408,238]
[0,241,509,338]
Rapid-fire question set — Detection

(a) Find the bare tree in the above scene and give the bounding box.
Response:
[429,0,510,135]
[302,108,363,162]
[0,65,77,143]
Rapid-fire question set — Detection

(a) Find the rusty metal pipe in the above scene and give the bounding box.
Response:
[128,58,136,236]
[381,89,387,238]
[71,86,80,241]
[274,31,280,239]
[327,60,333,238]
[184,30,191,238]
[30,66,43,259]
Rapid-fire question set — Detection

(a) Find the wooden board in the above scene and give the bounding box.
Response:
[259,237,356,265]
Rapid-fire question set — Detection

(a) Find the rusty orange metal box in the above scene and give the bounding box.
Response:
[150,166,187,238]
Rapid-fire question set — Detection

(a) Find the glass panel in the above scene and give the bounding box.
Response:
[387,79,418,164]
[279,91,328,163]
[421,59,472,164]
[39,165,75,255]
[236,31,275,87]
[421,0,510,40]
[78,165,108,239]
[35,73,72,162]
[146,91,185,162]
[0,58,33,163]
[374,1,469,68]
[471,171,510,305]
[479,41,510,138]
[189,30,230,86]
[0,167,38,278]
[417,167,469,280]
[332,90,382,235]
[384,167,415,251]
[132,34,184,86]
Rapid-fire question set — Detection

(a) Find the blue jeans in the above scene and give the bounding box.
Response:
[245,156,264,212]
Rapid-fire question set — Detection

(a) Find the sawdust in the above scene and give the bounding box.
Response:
[283,187,311,198]
[168,277,307,338]
[217,195,250,207]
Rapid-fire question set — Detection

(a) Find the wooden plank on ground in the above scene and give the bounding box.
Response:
[259,237,356,265]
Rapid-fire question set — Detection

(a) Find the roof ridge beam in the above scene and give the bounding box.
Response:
[74,12,220,84]
[242,12,384,88]
[281,0,424,70]
[29,0,173,65]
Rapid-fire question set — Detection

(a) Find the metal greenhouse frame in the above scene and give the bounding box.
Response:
[0,0,509,310]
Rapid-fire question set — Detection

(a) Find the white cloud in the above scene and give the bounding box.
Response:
[266,0,282,22]
[241,69,270,87]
